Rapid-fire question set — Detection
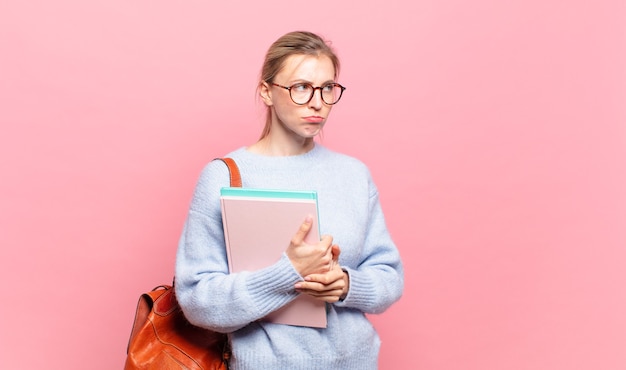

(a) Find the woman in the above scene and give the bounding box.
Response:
[175,31,404,369]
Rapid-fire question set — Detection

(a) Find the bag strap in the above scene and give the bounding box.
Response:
[215,157,242,187]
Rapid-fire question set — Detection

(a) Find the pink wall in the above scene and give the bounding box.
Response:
[1,1,625,369]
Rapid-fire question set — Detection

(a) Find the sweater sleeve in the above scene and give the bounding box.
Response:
[334,181,404,314]
[174,161,304,333]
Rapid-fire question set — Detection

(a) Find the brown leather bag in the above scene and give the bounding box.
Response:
[125,158,241,370]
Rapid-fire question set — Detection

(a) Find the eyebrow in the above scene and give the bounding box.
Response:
[289,79,337,85]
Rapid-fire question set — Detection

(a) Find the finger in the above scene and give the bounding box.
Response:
[300,274,330,286]
[299,275,344,290]
[297,288,345,302]
[320,234,333,249]
[290,216,313,245]
[296,279,343,292]
[295,281,325,292]
[297,285,343,297]
[331,244,341,261]
[297,277,343,290]
[304,267,344,283]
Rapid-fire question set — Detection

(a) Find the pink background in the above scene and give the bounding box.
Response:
[1,1,625,369]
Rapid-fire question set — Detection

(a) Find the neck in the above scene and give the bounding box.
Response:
[248,136,315,156]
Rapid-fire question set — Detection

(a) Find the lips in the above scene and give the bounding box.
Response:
[303,116,324,123]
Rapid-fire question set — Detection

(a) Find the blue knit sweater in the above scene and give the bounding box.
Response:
[175,144,404,369]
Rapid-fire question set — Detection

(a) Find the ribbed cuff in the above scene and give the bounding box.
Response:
[245,254,302,315]
[332,267,374,309]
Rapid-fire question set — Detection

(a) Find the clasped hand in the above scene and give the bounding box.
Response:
[285,216,349,303]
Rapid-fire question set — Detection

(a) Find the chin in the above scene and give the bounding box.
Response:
[301,126,323,137]
[301,132,321,139]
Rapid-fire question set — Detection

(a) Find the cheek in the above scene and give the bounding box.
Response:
[271,104,297,126]
[273,100,299,118]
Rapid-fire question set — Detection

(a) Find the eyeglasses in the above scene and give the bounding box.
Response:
[270,82,346,105]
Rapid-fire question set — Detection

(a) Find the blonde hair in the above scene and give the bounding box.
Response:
[258,31,340,139]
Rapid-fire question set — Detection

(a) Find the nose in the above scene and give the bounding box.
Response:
[308,87,324,110]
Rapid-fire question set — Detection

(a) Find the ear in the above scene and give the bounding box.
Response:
[259,81,273,106]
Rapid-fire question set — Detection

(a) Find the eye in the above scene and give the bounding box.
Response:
[291,83,311,92]
[322,83,336,92]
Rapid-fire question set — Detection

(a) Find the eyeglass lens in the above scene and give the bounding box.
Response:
[290,84,344,105]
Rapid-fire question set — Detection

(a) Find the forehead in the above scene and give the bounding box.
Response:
[276,54,336,83]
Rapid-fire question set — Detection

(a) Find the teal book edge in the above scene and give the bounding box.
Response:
[220,187,318,200]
